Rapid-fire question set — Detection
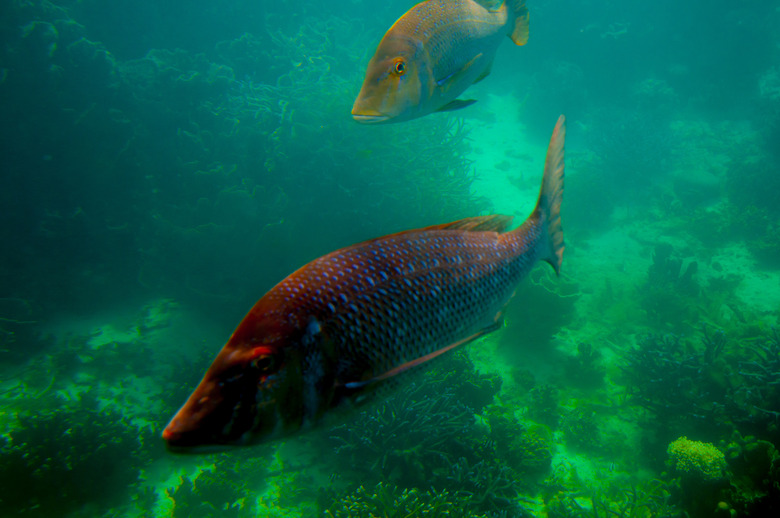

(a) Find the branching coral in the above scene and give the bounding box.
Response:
[729,327,780,440]
[321,482,491,518]
[527,383,561,428]
[545,479,676,518]
[621,333,728,433]
[512,424,554,474]
[0,391,151,516]
[444,456,521,513]
[328,354,497,463]
[487,409,553,478]
[325,353,520,514]
[165,472,246,518]
[561,407,601,452]
[561,342,605,389]
[328,382,477,480]
[639,243,700,331]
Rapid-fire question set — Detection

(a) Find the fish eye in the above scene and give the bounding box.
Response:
[394,60,405,75]
[252,354,278,372]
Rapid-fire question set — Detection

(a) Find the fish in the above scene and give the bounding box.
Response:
[351,0,530,124]
[162,115,565,450]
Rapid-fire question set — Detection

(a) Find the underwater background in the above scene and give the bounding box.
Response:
[1,0,780,516]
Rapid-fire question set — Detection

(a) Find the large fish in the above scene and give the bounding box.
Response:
[352,0,530,124]
[163,116,565,449]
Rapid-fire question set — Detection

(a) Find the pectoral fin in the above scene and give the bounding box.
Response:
[436,99,477,112]
[343,322,501,390]
[436,53,484,88]
[473,59,494,84]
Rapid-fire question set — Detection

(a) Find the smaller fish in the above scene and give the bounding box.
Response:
[352,0,530,124]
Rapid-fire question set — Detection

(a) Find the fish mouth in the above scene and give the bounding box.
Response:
[162,418,251,453]
[352,113,390,124]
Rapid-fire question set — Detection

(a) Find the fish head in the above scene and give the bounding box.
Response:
[162,317,308,451]
[352,35,427,124]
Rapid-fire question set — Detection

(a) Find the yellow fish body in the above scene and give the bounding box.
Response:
[352,0,529,124]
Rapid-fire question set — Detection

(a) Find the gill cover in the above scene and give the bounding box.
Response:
[352,35,427,123]
[162,337,296,450]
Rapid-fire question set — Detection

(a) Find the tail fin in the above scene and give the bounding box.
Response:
[507,0,529,45]
[533,115,565,275]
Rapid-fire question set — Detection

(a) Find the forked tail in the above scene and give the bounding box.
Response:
[532,115,565,275]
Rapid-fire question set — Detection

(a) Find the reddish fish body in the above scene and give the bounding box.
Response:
[163,116,565,449]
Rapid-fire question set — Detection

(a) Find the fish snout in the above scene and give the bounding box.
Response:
[351,95,390,124]
[162,380,231,450]
[351,107,390,124]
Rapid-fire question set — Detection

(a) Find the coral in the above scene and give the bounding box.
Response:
[561,342,605,389]
[326,356,493,486]
[321,482,490,518]
[513,424,554,474]
[490,419,554,476]
[444,456,521,514]
[667,437,727,482]
[561,407,601,452]
[621,332,731,438]
[165,472,247,518]
[729,327,780,442]
[325,353,523,515]
[0,391,152,516]
[527,383,561,428]
[639,243,700,331]
[2,0,487,319]
[545,479,676,518]
[721,433,780,515]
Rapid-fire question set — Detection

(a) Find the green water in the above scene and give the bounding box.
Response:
[1,1,779,516]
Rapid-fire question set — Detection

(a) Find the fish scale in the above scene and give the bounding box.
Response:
[162,115,564,449]
[278,228,533,380]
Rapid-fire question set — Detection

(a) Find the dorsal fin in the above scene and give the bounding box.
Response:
[325,215,515,261]
[422,214,514,233]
